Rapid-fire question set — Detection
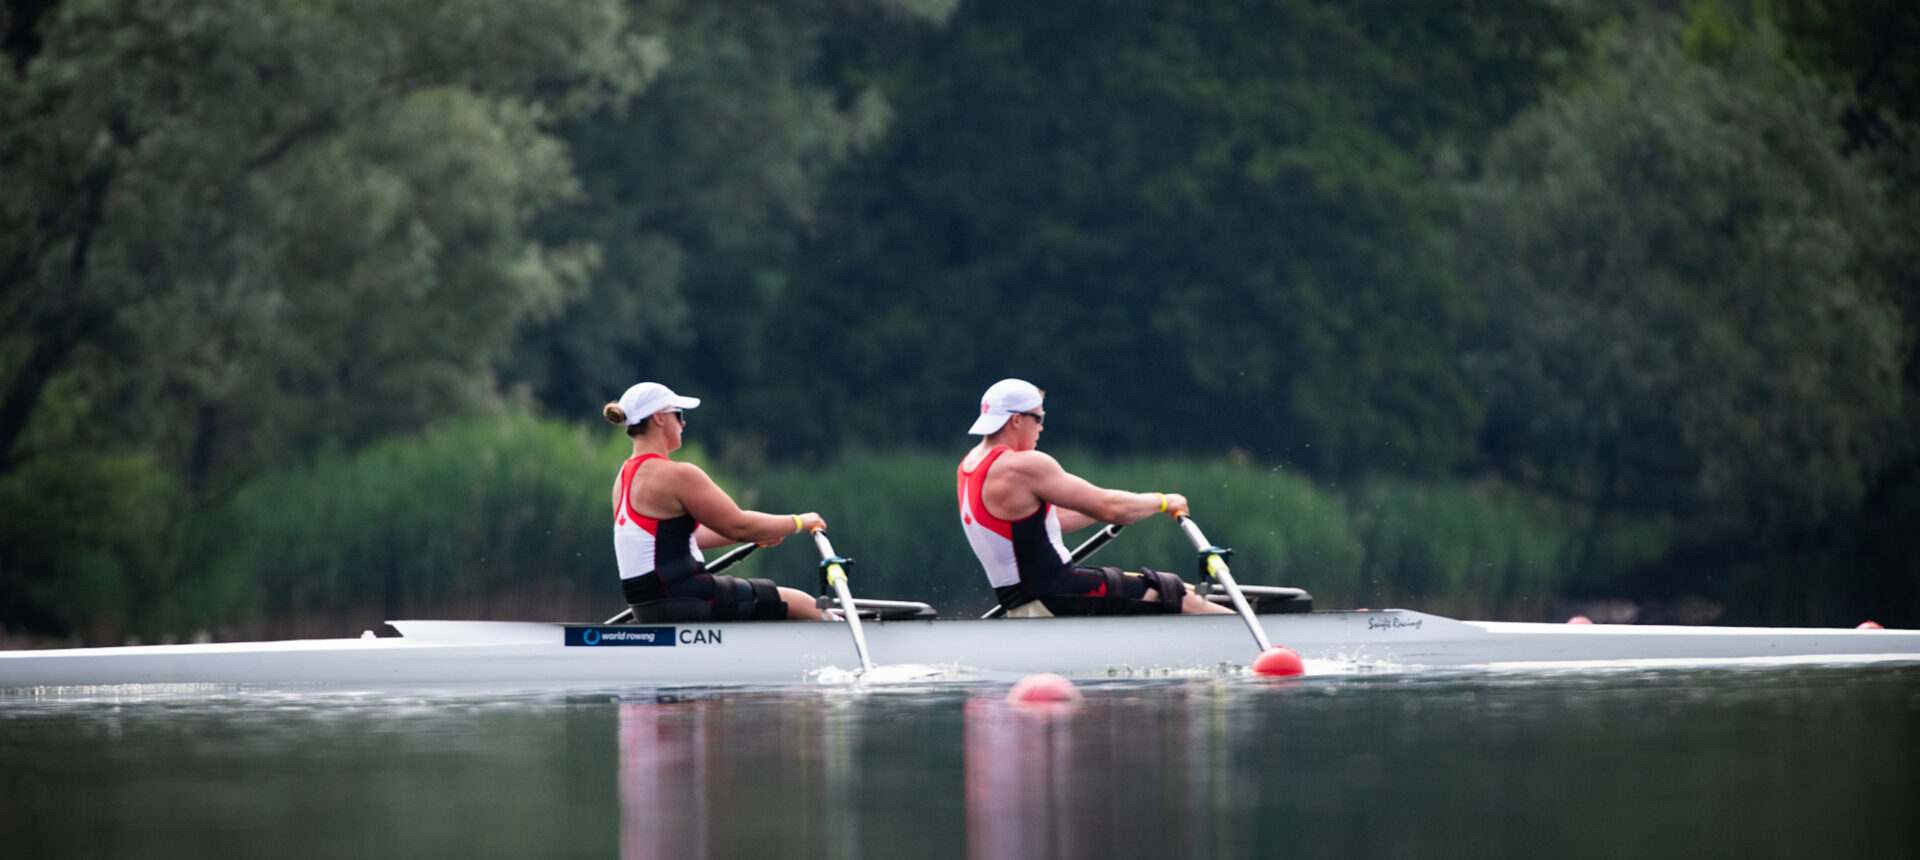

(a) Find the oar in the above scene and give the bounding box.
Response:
[1174,513,1273,652]
[979,523,1127,619]
[814,529,875,673]
[1069,522,1126,564]
[602,543,761,624]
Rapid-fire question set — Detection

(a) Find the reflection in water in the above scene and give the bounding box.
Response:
[615,685,1232,860]
[5,668,1916,858]
[963,686,1223,860]
[619,698,709,859]
[618,692,854,859]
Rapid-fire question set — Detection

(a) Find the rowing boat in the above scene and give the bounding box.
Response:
[4,607,1916,690]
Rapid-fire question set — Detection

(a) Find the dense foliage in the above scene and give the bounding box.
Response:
[736,0,1591,472]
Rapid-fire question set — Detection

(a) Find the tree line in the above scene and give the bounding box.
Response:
[3,0,1916,639]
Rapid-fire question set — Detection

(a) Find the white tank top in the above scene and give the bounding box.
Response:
[613,453,704,581]
[956,446,1070,589]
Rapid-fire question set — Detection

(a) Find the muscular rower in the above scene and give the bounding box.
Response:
[956,379,1232,617]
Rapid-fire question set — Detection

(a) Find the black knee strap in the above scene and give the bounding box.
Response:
[706,574,788,621]
[747,577,788,621]
[1139,567,1185,614]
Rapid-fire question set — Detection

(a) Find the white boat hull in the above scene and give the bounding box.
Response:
[4,610,1918,690]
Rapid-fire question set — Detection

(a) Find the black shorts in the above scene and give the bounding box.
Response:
[1033,565,1184,616]
[623,572,790,622]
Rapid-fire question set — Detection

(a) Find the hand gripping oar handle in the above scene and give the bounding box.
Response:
[603,543,761,624]
[814,529,875,673]
[978,523,1127,619]
[1176,514,1273,652]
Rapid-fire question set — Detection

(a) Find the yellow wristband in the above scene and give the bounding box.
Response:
[1156,492,1168,513]
[792,514,805,534]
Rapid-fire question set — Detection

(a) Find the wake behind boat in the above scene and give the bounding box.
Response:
[4,608,1917,691]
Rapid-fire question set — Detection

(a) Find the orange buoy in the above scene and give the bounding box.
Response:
[1858,620,1884,630]
[1252,646,1305,677]
[1567,615,1593,625]
[1007,672,1082,703]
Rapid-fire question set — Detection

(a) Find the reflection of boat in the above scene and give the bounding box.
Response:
[5,608,1917,688]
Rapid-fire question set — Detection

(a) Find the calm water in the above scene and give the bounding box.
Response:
[4,664,1917,859]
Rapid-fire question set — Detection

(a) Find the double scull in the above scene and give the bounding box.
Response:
[4,608,1915,690]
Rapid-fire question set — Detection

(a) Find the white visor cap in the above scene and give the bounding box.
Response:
[967,378,1045,435]
[619,382,701,426]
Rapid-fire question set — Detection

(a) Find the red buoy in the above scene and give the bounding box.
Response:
[1567,615,1593,625]
[1252,646,1305,677]
[1858,620,1884,630]
[1007,672,1082,704]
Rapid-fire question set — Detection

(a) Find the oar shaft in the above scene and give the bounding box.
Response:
[1069,523,1124,564]
[706,542,759,575]
[813,530,874,673]
[1175,515,1209,552]
[1176,515,1273,652]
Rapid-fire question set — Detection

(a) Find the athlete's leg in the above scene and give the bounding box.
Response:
[780,586,824,620]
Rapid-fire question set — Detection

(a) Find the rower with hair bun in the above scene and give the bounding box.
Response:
[605,381,826,621]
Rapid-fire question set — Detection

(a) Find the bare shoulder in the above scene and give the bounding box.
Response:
[650,458,714,489]
[995,448,1064,477]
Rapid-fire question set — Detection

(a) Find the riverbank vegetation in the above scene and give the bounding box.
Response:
[5,0,1916,643]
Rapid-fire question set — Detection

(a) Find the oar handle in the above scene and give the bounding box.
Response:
[1175,514,1273,652]
[813,529,874,673]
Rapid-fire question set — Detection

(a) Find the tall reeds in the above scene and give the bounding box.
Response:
[119,416,1671,639]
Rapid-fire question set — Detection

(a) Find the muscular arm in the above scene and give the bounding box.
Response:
[987,450,1181,527]
[645,461,816,545]
[692,524,737,550]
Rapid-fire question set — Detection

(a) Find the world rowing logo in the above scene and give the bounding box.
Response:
[565,625,674,646]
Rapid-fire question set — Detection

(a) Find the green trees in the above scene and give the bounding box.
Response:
[1454,21,1913,556]
[1,0,653,635]
[1,0,653,484]
[742,0,1586,469]
[508,0,955,418]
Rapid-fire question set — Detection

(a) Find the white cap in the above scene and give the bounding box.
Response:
[618,382,700,426]
[967,378,1044,435]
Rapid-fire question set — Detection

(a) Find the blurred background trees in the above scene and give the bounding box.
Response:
[3,0,1914,641]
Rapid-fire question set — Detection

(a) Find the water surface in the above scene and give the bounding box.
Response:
[4,664,1916,858]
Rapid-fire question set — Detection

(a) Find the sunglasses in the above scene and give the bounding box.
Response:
[664,409,687,426]
[1018,411,1045,426]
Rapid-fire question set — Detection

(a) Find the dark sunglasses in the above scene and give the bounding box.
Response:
[1018,411,1045,426]
[664,410,687,426]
